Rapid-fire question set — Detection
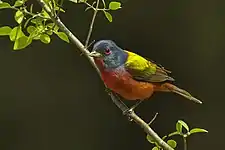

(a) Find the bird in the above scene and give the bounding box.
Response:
[89,40,202,107]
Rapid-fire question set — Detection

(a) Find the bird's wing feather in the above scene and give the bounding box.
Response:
[124,50,175,82]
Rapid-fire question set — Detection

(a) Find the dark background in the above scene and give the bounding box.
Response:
[0,0,224,149]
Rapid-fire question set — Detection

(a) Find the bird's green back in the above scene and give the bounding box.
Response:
[124,50,174,82]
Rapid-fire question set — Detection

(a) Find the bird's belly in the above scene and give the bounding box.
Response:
[102,71,154,100]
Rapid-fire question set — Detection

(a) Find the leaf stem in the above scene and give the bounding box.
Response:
[183,137,187,150]
[9,6,49,19]
[84,2,95,10]
[148,113,159,125]
[84,2,109,11]
[56,0,64,16]
[85,0,100,47]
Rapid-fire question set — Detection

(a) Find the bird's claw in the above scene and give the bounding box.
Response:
[123,108,133,115]
[123,108,134,121]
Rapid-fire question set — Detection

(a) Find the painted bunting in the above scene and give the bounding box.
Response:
[89,40,202,105]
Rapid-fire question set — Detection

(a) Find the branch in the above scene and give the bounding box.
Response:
[183,137,187,150]
[36,0,174,150]
[148,112,159,125]
[10,6,49,19]
[84,0,100,47]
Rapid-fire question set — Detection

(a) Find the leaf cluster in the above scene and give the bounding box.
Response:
[69,0,122,22]
[147,120,208,150]
[0,0,122,50]
[0,0,69,50]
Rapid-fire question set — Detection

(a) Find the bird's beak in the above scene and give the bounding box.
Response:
[89,51,102,58]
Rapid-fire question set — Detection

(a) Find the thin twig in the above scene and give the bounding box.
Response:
[84,2,95,10]
[35,0,174,150]
[50,0,57,17]
[183,137,187,150]
[128,110,173,150]
[56,0,64,16]
[83,2,109,11]
[84,0,100,47]
[148,113,159,125]
[10,7,49,19]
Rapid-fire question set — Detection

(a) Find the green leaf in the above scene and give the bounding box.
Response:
[31,17,44,25]
[14,0,24,7]
[168,131,180,137]
[27,26,36,34]
[179,120,189,132]
[167,140,177,148]
[40,34,51,44]
[37,24,44,31]
[46,30,53,35]
[41,9,51,19]
[69,0,78,3]
[176,120,189,133]
[15,10,24,24]
[152,147,159,150]
[0,26,12,36]
[104,11,113,22]
[162,135,167,140]
[33,34,40,40]
[56,32,69,43]
[0,2,11,9]
[10,27,19,41]
[190,128,208,134]
[78,0,87,2]
[43,0,51,3]
[109,1,121,10]
[9,26,25,41]
[146,134,155,144]
[176,121,182,133]
[54,25,59,32]
[46,23,55,28]
[30,4,33,13]
[13,36,31,50]
[55,6,65,12]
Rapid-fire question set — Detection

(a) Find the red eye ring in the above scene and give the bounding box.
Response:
[105,48,111,55]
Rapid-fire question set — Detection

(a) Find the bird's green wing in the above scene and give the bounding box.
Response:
[124,50,174,82]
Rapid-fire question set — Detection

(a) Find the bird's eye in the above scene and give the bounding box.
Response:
[105,48,111,55]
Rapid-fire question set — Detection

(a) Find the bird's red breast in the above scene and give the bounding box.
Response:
[94,59,155,100]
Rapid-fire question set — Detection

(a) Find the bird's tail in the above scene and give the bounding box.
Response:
[154,83,202,104]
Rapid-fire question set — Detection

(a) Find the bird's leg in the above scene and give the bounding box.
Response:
[129,100,143,111]
[123,100,143,121]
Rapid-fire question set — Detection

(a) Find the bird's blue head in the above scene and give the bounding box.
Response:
[89,40,128,69]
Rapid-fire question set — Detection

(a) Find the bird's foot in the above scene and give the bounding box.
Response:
[122,100,143,121]
[122,108,134,121]
[130,100,143,110]
[122,100,143,115]
[105,87,112,95]
[122,108,133,115]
